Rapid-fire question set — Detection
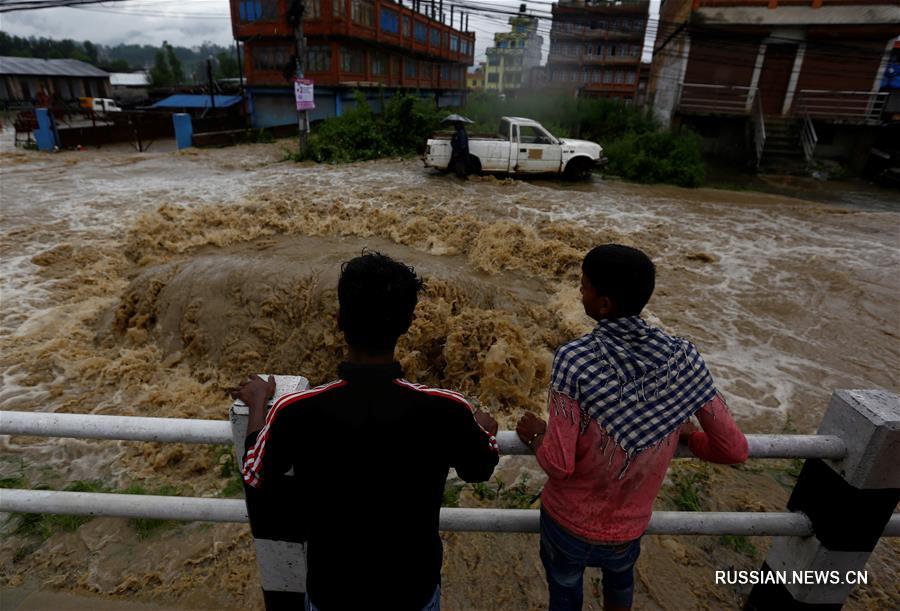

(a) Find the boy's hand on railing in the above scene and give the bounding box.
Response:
[516,412,547,453]
[229,374,276,410]
[474,410,499,437]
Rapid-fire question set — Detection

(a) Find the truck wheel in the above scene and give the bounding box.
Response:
[467,155,482,176]
[564,158,593,181]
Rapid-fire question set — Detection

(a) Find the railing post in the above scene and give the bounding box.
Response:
[745,390,900,610]
[230,375,310,609]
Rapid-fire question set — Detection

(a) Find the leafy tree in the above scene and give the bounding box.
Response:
[83,40,99,64]
[149,49,173,86]
[164,41,184,84]
[103,59,132,72]
[215,51,240,79]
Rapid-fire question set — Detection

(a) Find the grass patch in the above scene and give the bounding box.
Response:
[212,445,244,498]
[720,535,758,558]
[8,480,110,541]
[468,475,541,508]
[668,466,710,512]
[121,483,181,539]
[442,480,464,508]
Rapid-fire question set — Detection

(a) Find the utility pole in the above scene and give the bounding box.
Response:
[289,0,309,154]
[206,57,216,109]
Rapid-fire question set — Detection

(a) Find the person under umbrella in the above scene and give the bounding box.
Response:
[443,114,473,179]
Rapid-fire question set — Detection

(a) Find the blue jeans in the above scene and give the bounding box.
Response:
[540,511,641,610]
[305,584,440,611]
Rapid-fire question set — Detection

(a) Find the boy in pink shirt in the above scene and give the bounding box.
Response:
[517,244,748,611]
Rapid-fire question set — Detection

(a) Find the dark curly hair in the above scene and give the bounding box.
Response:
[338,251,425,353]
[582,244,655,317]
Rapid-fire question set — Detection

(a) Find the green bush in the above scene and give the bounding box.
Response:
[604,129,706,188]
[298,91,442,163]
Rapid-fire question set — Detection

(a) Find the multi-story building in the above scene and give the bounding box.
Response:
[545,0,650,101]
[484,8,543,93]
[647,0,899,170]
[467,62,486,90]
[229,0,475,127]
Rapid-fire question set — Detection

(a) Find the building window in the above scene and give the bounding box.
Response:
[460,40,468,55]
[371,53,386,75]
[380,8,399,33]
[238,0,278,21]
[450,35,458,52]
[498,40,508,49]
[402,16,410,37]
[340,47,364,73]
[430,28,440,47]
[626,70,635,85]
[333,0,346,17]
[603,69,612,84]
[414,22,427,43]
[488,54,500,66]
[252,44,291,72]
[586,44,593,56]
[614,70,624,84]
[591,69,601,83]
[351,0,374,27]
[597,44,604,56]
[306,46,331,72]
[441,64,450,80]
[303,0,320,19]
[488,73,499,83]
[582,68,589,82]
[405,58,417,78]
[608,45,617,58]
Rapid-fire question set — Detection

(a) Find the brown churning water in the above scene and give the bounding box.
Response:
[0,137,897,609]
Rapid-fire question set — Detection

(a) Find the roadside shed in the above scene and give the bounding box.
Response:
[0,56,110,104]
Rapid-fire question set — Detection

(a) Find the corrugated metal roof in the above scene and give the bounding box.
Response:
[109,72,150,87]
[152,94,243,109]
[0,56,110,78]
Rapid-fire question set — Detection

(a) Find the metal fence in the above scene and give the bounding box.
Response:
[0,408,893,537]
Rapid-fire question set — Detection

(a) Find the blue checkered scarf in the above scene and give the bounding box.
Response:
[551,316,717,475]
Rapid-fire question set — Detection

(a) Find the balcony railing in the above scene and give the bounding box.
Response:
[793,90,888,125]
[677,83,757,115]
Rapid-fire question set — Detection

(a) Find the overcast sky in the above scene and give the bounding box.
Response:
[1,0,659,65]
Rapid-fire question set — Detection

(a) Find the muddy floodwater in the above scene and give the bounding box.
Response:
[1,137,898,610]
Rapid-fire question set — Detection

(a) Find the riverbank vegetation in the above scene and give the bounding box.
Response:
[289,91,706,187]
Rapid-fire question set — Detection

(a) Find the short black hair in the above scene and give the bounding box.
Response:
[338,252,424,353]
[582,244,655,317]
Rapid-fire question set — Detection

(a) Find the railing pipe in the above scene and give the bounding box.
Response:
[1,411,847,459]
[3,489,897,536]
[0,410,233,445]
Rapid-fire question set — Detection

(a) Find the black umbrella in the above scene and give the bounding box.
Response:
[440,113,474,124]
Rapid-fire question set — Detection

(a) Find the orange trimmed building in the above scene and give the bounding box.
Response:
[230,0,475,126]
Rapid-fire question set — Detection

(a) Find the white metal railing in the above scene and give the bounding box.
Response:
[677,83,758,116]
[793,90,888,124]
[4,409,898,538]
[0,410,848,459]
[0,488,898,537]
[752,92,767,168]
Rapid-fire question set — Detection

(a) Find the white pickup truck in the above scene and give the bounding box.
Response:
[423,116,606,179]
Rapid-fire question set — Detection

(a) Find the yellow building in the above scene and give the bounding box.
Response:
[484,9,543,93]
[467,62,486,90]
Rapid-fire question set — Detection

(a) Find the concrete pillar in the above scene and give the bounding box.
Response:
[230,375,310,609]
[745,390,900,610]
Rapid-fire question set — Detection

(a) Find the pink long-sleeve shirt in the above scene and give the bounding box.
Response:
[537,393,748,543]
